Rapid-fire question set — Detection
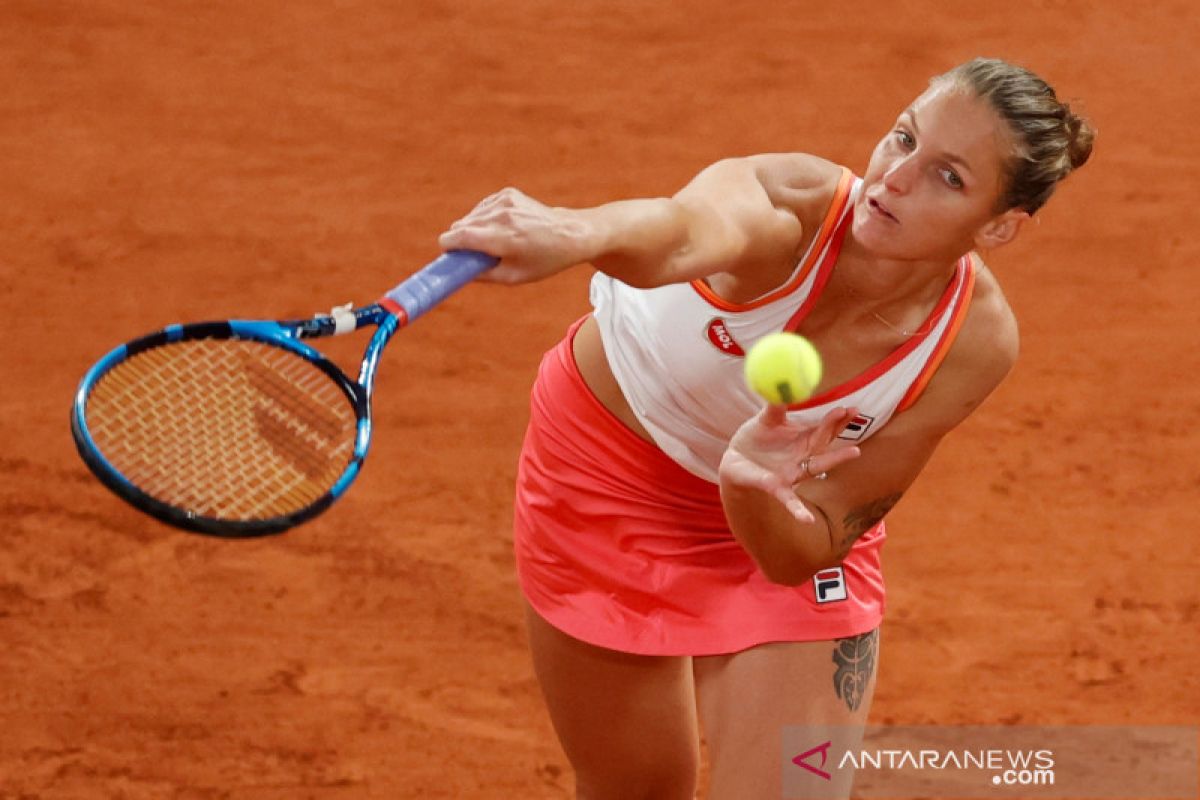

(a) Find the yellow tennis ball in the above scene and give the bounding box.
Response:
[743,332,823,405]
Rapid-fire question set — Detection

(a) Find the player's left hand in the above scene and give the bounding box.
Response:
[718,405,861,521]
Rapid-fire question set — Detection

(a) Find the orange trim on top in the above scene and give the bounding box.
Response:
[783,255,972,412]
[780,207,854,334]
[688,167,855,312]
[895,255,977,413]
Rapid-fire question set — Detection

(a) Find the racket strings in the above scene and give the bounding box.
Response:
[85,339,357,520]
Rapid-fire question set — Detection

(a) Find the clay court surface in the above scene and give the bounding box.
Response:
[1,2,1196,797]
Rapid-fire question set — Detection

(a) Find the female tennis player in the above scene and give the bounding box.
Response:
[440,57,1092,799]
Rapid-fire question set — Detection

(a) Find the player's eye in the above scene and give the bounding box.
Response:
[940,167,964,189]
[894,130,915,149]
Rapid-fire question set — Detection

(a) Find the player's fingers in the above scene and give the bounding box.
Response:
[475,270,516,285]
[805,445,861,477]
[833,406,860,436]
[807,406,856,449]
[446,190,520,228]
[447,207,507,232]
[441,197,497,230]
[471,187,523,215]
[437,238,526,285]
[760,403,787,427]
[438,225,510,256]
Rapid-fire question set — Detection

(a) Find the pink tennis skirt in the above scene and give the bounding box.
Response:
[514,318,885,656]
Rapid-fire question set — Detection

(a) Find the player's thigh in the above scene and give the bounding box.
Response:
[522,600,700,800]
[693,628,880,800]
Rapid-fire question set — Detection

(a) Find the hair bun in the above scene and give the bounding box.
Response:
[1063,105,1095,171]
[942,58,1091,213]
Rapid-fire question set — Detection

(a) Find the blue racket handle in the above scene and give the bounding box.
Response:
[380,250,498,325]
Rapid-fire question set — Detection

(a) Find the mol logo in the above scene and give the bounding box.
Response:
[705,318,745,356]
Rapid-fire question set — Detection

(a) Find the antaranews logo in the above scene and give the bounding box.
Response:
[792,740,833,780]
[787,737,1056,796]
[784,725,1198,799]
[836,747,1055,786]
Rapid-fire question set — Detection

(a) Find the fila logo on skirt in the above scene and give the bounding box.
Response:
[814,567,848,603]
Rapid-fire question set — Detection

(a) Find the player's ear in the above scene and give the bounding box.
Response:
[974,208,1030,250]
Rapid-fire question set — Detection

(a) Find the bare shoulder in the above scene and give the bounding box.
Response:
[746,153,845,216]
[673,153,845,276]
[743,152,844,187]
[952,253,1020,384]
[890,253,1019,436]
[686,153,844,216]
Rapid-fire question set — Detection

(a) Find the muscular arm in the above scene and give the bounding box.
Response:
[721,270,1019,585]
[581,156,810,287]
[439,154,836,288]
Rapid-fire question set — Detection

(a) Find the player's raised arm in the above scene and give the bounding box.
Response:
[719,286,1020,586]
[719,406,947,586]
[436,156,805,288]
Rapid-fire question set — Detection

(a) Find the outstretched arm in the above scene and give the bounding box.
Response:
[437,156,810,288]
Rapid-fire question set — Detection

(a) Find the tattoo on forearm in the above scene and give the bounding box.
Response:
[833,629,879,712]
[840,493,903,548]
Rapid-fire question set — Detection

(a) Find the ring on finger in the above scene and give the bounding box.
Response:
[802,458,829,481]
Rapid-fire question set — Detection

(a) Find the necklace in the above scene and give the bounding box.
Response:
[839,280,934,338]
[833,264,942,338]
[869,309,933,338]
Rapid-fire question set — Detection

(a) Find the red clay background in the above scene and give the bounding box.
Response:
[1,2,1197,797]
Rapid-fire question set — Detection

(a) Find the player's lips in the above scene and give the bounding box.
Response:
[867,196,899,224]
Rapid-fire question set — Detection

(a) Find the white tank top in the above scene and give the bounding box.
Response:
[590,167,977,482]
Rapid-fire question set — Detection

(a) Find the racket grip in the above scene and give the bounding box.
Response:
[380,250,498,324]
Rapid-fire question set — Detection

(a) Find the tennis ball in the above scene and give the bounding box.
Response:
[743,332,823,405]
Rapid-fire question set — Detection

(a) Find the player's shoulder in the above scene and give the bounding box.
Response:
[755,154,846,218]
[693,153,845,212]
[889,253,1018,437]
[742,152,843,185]
[953,252,1020,375]
[743,153,845,212]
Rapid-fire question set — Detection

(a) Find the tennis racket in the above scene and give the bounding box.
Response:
[70,249,498,538]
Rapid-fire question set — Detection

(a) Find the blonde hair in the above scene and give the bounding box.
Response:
[936,58,1094,214]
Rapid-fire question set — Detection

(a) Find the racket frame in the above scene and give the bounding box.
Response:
[71,249,495,537]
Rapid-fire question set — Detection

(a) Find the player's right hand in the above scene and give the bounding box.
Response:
[718,405,861,522]
[438,188,595,284]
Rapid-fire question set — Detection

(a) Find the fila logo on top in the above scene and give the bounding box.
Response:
[705,318,745,356]
[837,413,875,441]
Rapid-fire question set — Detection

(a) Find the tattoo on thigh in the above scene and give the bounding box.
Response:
[840,493,902,548]
[832,629,879,712]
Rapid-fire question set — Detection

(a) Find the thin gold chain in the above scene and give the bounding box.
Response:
[870,309,932,338]
[833,268,938,338]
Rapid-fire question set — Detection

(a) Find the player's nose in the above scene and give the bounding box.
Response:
[882,155,917,195]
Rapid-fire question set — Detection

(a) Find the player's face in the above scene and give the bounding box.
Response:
[852,82,1026,260]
